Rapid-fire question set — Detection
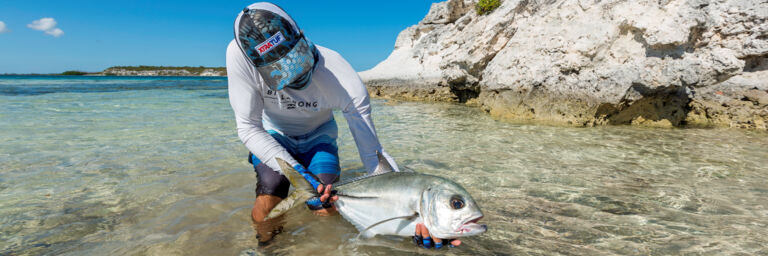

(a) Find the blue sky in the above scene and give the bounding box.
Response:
[0,1,442,74]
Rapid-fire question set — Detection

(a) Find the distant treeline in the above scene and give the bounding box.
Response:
[49,66,228,76]
[61,70,89,75]
[105,66,226,73]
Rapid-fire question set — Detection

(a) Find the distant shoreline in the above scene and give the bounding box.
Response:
[2,66,227,77]
[0,74,226,79]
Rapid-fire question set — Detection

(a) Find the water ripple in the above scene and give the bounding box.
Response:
[1,78,767,255]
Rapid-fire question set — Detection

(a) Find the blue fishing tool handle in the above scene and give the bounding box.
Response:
[293,164,336,210]
[306,197,324,210]
[292,164,323,190]
[306,192,335,210]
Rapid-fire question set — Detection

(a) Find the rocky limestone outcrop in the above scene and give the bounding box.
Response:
[361,0,768,129]
[199,69,225,77]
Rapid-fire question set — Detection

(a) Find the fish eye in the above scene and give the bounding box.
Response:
[450,196,465,209]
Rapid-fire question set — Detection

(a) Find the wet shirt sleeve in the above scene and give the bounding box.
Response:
[226,40,298,173]
[321,49,401,174]
[342,95,401,174]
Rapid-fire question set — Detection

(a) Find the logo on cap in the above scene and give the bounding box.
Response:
[255,31,285,56]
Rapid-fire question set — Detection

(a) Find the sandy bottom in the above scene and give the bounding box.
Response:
[1,77,767,255]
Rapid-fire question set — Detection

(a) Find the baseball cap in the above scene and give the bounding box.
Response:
[234,2,318,90]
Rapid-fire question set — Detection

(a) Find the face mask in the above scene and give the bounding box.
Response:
[281,42,318,90]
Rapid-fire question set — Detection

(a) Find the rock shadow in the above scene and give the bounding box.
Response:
[595,84,691,127]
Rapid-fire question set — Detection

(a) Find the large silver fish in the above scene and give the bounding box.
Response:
[274,152,487,239]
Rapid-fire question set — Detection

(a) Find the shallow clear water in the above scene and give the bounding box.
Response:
[1,76,767,255]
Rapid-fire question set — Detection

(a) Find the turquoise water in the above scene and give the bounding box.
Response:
[1,76,767,255]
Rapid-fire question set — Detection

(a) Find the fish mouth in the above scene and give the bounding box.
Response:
[457,215,487,234]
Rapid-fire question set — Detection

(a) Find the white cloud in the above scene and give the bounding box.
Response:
[46,28,64,37]
[28,17,64,37]
[28,18,57,31]
[0,21,8,33]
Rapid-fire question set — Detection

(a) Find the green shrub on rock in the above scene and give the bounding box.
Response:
[476,0,501,15]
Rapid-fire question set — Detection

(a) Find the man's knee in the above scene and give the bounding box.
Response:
[316,173,339,184]
[254,163,291,199]
[307,144,340,184]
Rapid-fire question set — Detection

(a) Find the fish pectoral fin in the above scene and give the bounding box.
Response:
[276,158,317,196]
[356,212,419,238]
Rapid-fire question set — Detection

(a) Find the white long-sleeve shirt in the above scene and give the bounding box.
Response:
[226,40,398,175]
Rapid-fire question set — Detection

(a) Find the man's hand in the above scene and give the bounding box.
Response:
[312,184,339,216]
[413,223,461,249]
[293,163,339,216]
[305,184,339,216]
[317,184,338,204]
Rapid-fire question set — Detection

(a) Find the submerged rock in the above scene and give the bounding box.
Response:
[360,0,768,129]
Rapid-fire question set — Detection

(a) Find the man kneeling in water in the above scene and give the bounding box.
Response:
[226,2,461,248]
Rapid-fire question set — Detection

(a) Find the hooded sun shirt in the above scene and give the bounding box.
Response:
[227,2,399,175]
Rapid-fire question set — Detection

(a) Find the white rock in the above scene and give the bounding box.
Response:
[361,0,768,128]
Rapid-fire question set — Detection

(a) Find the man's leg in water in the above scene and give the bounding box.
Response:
[249,152,292,243]
[248,120,339,240]
[250,141,339,219]
[252,194,285,244]
[249,154,292,222]
[252,194,282,222]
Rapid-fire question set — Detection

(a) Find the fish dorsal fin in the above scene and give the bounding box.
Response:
[333,167,417,187]
[356,213,419,239]
[276,158,316,195]
[333,151,398,186]
[334,172,389,187]
[372,151,395,175]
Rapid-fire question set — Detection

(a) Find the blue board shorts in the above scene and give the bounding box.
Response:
[248,119,341,198]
